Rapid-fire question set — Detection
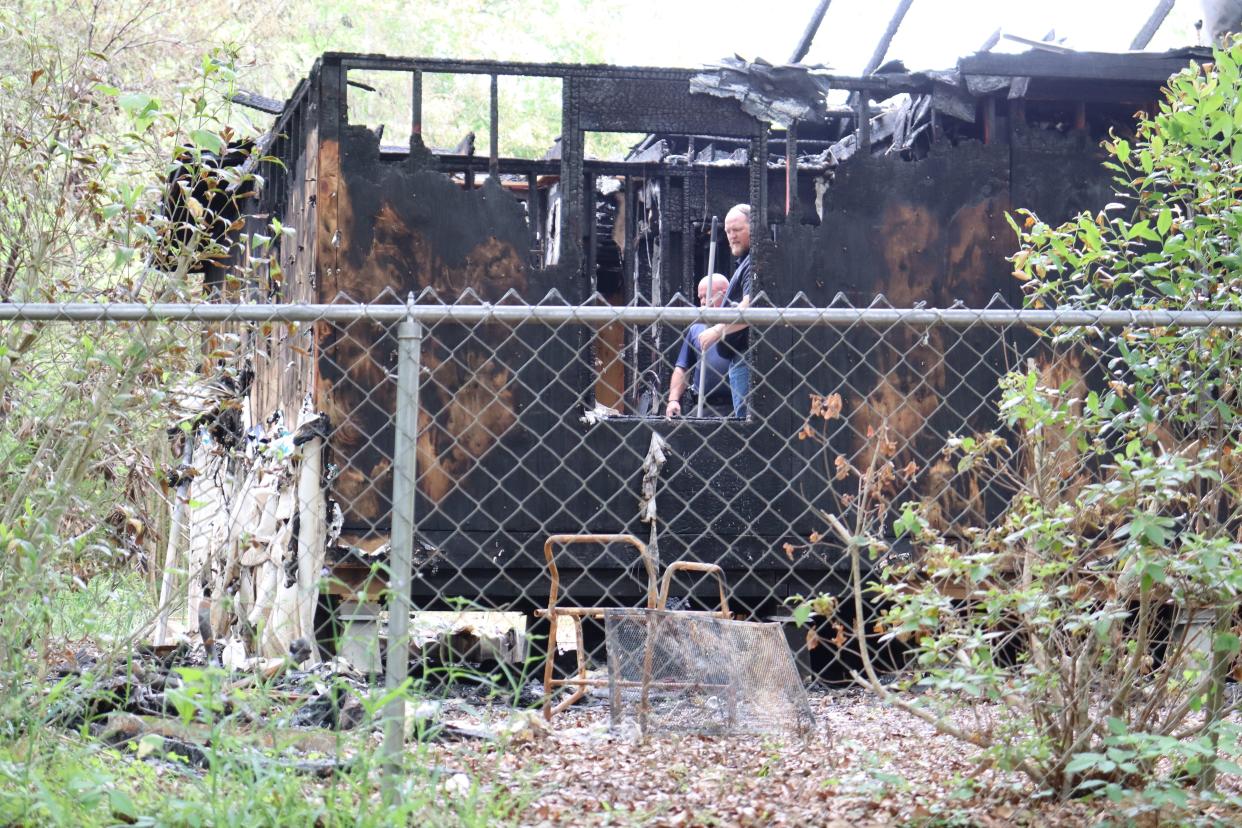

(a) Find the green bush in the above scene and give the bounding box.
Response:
[805,39,1242,810]
[0,8,265,710]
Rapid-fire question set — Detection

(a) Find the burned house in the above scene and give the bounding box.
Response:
[176,39,1208,666]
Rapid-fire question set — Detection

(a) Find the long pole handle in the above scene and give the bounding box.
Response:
[697,216,719,418]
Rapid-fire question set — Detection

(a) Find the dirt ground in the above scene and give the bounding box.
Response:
[430,689,1242,827]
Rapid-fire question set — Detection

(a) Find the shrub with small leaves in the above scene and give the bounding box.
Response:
[796,39,1242,807]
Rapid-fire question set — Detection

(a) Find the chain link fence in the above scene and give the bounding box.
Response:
[3,295,1240,765]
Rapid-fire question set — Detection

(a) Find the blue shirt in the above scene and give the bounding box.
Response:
[718,253,752,360]
[675,323,730,398]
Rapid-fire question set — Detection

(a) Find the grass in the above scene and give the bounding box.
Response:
[0,570,536,827]
[0,730,529,827]
[4,570,1239,827]
[49,570,154,642]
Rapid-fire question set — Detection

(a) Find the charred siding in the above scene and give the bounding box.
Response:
[219,52,1190,611]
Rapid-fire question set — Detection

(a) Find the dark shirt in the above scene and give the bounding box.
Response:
[717,253,752,361]
[676,323,730,400]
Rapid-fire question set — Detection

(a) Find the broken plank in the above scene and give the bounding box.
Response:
[231,89,284,116]
[100,712,362,756]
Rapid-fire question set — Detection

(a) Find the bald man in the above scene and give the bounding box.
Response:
[697,204,753,417]
[665,273,732,418]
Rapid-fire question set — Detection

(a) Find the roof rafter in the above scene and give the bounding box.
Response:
[789,0,834,64]
[1130,0,1177,50]
[863,0,916,76]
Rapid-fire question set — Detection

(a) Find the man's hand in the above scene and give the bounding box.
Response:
[697,324,723,350]
[665,399,682,417]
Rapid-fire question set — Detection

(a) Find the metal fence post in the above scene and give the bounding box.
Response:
[383,309,422,796]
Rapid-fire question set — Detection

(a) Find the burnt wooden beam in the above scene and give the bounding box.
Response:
[789,0,834,64]
[333,53,920,94]
[785,120,799,217]
[322,61,344,131]
[427,154,700,179]
[656,172,671,329]
[750,123,769,230]
[1009,97,1026,131]
[1001,33,1073,54]
[979,27,1002,53]
[855,93,871,153]
[315,61,343,304]
[1019,79,1163,104]
[657,174,671,297]
[231,89,284,115]
[624,175,636,295]
[679,176,692,299]
[527,171,540,265]
[824,72,924,91]
[412,70,422,139]
[535,172,547,250]
[1130,0,1176,49]
[981,96,996,144]
[862,0,916,76]
[665,132,865,149]
[430,155,558,176]
[959,50,1200,83]
[586,172,598,291]
[336,54,708,80]
[489,74,500,177]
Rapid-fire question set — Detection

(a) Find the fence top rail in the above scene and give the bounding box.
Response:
[2,302,1242,328]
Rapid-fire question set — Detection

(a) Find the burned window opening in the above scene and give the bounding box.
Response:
[497,75,563,160]
[586,181,763,424]
[414,72,492,158]
[345,69,414,152]
[583,171,667,418]
[590,176,627,414]
[584,131,647,162]
[342,67,566,278]
[344,67,565,161]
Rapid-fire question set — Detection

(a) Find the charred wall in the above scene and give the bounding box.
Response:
[315,125,558,535]
[767,122,1122,537]
[238,53,1162,611]
[244,70,321,429]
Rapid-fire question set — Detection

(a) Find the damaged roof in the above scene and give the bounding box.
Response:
[957,45,1212,84]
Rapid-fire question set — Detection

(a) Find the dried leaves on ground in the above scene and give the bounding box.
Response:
[432,690,1241,827]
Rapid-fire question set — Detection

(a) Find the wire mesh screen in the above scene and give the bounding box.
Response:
[5,297,1236,699]
[360,295,1054,689]
[162,299,1222,679]
[604,608,815,737]
[3,294,1240,789]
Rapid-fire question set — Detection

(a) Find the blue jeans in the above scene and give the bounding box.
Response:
[728,357,750,418]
